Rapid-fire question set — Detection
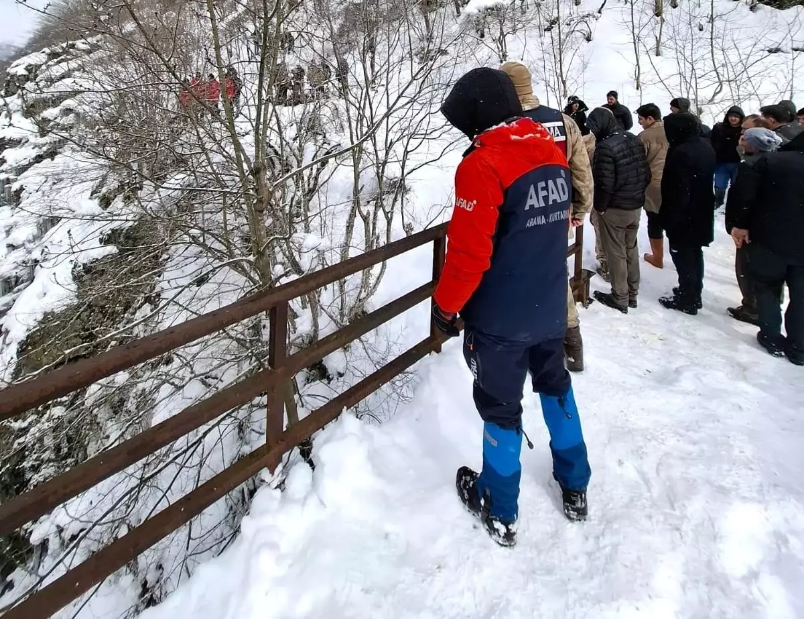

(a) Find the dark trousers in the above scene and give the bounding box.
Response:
[669,244,704,303]
[735,245,757,312]
[747,244,803,354]
[462,331,571,429]
[646,210,664,240]
[462,329,590,513]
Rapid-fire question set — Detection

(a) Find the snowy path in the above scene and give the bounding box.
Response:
[146,227,804,619]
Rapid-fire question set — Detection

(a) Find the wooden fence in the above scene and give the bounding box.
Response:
[0,223,590,618]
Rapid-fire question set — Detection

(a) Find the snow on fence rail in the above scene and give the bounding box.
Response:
[0,224,590,618]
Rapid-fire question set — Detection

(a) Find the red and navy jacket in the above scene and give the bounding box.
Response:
[434,117,571,343]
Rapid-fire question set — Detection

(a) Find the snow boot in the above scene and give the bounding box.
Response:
[592,290,628,314]
[785,345,804,366]
[659,294,698,316]
[727,305,758,326]
[456,466,517,547]
[673,286,702,309]
[561,487,588,522]
[756,331,785,358]
[596,263,610,282]
[643,238,664,269]
[714,188,726,210]
[628,297,638,309]
[564,325,584,373]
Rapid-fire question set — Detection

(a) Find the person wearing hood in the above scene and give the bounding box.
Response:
[564,95,590,135]
[670,97,711,138]
[433,68,592,547]
[636,103,669,269]
[586,107,650,313]
[658,113,716,315]
[710,105,744,209]
[602,90,633,131]
[500,61,594,373]
[759,104,803,144]
[725,131,803,365]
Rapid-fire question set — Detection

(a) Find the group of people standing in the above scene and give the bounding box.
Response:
[178,67,242,115]
[428,62,803,548]
[564,89,803,367]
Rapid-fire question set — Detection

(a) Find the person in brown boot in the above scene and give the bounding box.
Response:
[636,103,668,269]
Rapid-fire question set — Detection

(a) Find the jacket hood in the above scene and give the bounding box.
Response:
[663,112,700,145]
[586,107,621,140]
[566,96,589,112]
[440,68,523,140]
[670,97,691,113]
[723,105,744,125]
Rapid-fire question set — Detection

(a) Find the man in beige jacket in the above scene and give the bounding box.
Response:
[636,103,668,268]
[500,61,594,372]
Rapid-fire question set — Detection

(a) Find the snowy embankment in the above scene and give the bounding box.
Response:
[145,217,804,618]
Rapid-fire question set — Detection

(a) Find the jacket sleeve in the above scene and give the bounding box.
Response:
[724,160,762,233]
[660,150,690,221]
[563,114,594,218]
[433,155,503,314]
[592,143,616,212]
[621,106,633,131]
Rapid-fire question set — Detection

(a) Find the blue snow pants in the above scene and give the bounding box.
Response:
[714,162,738,191]
[462,329,591,524]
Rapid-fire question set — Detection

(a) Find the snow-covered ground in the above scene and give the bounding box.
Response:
[144,217,804,619]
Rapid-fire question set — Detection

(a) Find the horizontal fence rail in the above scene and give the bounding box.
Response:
[0,221,590,618]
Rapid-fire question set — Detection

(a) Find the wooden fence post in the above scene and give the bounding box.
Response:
[267,303,288,471]
[430,232,446,353]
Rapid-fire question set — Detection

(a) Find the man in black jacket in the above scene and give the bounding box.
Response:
[710,105,744,209]
[586,107,650,313]
[602,90,633,131]
[658,113,716,315]
[670,97,711,138]
[564,95,590,135]
[726,132,804,365]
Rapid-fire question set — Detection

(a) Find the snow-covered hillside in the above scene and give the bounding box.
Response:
[0,0,803,616]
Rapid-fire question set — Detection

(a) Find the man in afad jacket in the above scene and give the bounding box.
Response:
[500,61,594,373]
[433,67,592,547]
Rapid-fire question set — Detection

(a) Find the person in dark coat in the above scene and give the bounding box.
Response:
[798,108,804,126]
[658,113,716,315]
[710,105,744,209]
[725,131,803,365]
[601,90,633,131]
[586,107,650,313]
[564,95,590,135]
[670,97,711,138]
[759,104,803,144]
[433,68,592,546]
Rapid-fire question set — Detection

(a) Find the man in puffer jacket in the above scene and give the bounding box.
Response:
[586,107,651,313]
[710,105,744,209]
[658,113,716,315]
[500,61,594,373]
[432,67,592,547]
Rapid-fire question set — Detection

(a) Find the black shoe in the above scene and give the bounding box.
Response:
[628,298,638,309]
[659,295,698,316]
[564,325,584,373]
[456,467,517,547]
[596,264,610,282]
[592,291,628,314]
[726,305,758,326]
[673,287,702,309]
[786,345,804,366]
[757,331,785,357]
[561,487,588,522]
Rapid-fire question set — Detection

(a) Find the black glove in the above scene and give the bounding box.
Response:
[432,304,460,338]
